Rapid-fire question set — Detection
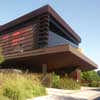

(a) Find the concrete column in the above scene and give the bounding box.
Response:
[42,64,47,76]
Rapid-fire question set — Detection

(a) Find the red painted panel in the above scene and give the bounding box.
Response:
[12,37,23,46]
[12,32,22,36]
[2,35,9,39]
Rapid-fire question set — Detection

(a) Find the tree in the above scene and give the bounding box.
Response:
[97,70,100,77]
[81,70,100,81]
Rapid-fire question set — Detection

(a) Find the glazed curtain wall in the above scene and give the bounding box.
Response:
[48,31,77,47]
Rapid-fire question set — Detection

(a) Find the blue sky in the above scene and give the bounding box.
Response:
[0,0,100,69]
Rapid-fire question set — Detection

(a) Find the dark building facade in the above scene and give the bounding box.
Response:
[0,5,97,80]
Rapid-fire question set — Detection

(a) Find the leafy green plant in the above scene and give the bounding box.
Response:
[81,71,100,81]
[52,73,60,88]
[97,70,100,77]
[81,71,100,87]
[50,73,80,90]
[89,81,98,87]
[32,85,46,97]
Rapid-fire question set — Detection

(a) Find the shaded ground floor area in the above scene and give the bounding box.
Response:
[0,44,97,81]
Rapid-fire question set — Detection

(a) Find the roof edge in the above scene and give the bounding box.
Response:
[0,5,81,43]
[47,5,81,43]
[0,5,49,32]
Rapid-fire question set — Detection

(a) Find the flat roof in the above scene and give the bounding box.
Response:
[3,44,97,71]
[0,5,81,43]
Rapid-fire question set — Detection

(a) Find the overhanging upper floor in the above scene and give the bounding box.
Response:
[1,44,97,71]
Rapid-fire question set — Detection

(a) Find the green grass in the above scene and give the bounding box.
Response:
[51,73,80,90]
[0,95,10,100]
[60,77,80,90]
[0,72,81,100]
[0,73,46,100]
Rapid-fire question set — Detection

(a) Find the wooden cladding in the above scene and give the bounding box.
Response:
[0,25,37,56]
[0,12,51,58]
[37,13,49,48]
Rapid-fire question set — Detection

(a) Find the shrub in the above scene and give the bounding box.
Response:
[89,81,100,87]
[81,71,100,81]
[89,81,98,87]
[81,71,100,87]
[2,78,33,100]
[32,85,46,97]
[60,77,80,90]
[52,73,60,88]
[0,73,46,100]
[50,73,80,90]
[97,70,100,77]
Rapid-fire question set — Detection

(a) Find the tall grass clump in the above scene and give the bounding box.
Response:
[60,77,80,90]
[51,73,80,90]
[0,48,4,63]
[52,73,60,88]
[0,73,46,100]
[0,95,10,100]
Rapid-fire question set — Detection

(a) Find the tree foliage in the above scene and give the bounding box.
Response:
[81,70,100,81]
[97,70,100,77]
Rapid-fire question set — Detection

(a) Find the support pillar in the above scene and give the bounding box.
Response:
[42,64,47,76]
[70,68,81,82]
[76,69,81,82]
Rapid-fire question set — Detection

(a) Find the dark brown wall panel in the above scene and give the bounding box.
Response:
[0,12,50,59]
[0,24,38,56]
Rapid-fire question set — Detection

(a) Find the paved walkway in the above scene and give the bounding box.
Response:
[28,87,100,100]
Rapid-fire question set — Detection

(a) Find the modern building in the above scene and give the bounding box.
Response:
[0,5,97,80]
